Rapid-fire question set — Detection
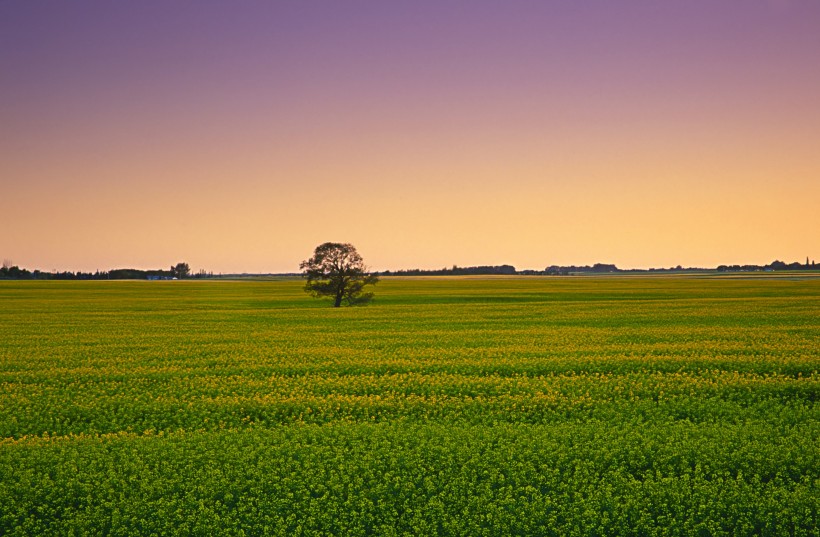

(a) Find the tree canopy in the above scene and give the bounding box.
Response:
[171,262,190,279]
[300,243,379,307]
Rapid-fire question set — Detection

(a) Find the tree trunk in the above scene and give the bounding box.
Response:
[334,278,345,307]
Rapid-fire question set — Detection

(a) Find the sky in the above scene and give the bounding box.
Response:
[2,1,819,274]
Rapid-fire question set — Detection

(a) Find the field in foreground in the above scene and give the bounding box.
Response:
[0,276,818,536]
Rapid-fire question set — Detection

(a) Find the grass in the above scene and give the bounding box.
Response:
[1,276,818,535]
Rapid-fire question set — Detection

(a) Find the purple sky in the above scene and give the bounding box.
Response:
[2,1,819,273]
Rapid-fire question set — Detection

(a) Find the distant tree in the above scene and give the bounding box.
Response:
[300,242,378,307]
[0,262,31,279]
[171,262,190,279]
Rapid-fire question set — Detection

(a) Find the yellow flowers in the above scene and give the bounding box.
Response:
[0,277,818,534]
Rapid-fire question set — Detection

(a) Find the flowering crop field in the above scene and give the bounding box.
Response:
[1,276,818,536]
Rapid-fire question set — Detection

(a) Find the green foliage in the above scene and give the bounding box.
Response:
[171,262,190,279]
[300,242,378,307]
[0,276,818,535]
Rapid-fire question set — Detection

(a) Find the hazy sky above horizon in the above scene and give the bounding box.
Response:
[2,1,819,273]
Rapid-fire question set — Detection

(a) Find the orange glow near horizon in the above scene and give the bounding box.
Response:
[2,2,818,274]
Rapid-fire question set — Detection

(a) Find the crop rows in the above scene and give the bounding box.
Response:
[1,276,818,535]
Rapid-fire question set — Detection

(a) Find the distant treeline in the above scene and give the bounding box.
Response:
[379,259,818,277]
[0,267,169,280]
[544,260,818,275]
[716,260,817,272]
[379,265,517,276]
[542,263,619,276]
[381,263,632,276]
[1,263,211,280]
[2,258,818,280]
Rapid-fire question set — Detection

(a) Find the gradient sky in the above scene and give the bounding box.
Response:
[2,1,819,273]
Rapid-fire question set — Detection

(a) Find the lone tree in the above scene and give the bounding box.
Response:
[300,242,379,307]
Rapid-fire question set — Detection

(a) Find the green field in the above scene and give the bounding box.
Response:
[1,276,818,536]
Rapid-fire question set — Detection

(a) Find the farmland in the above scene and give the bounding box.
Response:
[1,276,818,535]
